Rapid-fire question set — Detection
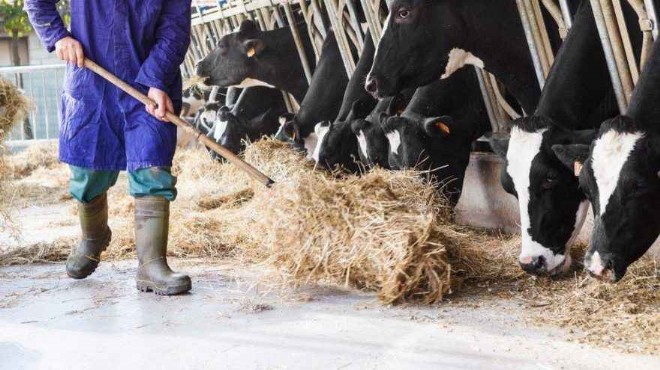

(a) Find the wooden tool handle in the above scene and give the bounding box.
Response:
[83,59,274,188]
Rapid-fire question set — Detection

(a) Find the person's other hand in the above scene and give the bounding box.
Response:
[146,87,174,122]
[55,37,85,68]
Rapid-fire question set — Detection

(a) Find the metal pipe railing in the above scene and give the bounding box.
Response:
[590,0,629,112]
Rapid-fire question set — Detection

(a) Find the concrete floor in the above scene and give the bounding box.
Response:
[1,260,659,370]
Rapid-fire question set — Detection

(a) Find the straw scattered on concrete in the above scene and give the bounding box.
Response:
[1,138,657,354]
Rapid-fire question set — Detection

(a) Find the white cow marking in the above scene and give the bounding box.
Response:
[357,130,369,160]
[312,123,330,163]
[212,120,228,142]
[304,133,318,161]
[198,109,218,132]
[587,251,605,275]
[386,130,402,155]
[566,200,590,248]
[442,48,485,79]
[233,78,276,89]
[591,130,643,215]
[508,127,566,271]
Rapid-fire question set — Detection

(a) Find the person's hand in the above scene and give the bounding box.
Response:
[146,87,174,122]
[55,36,85,68]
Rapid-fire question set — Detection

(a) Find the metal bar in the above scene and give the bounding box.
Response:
[283,1,314,84]
[590,0,628,112]
[345,0,365,51]
[612,0,640,82]
[559,0,574,28]
[323,0,357,76]
[360,0,381,45]
[41,70,51,140]
[532,0,555,66]
[475,68,501,134]
[643,0,659,39]
[517,0,547,88]
[599,0,634,103]
[524,0,552,75]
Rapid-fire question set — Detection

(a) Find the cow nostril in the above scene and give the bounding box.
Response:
[365,76,379,94]
[531,256,545,270]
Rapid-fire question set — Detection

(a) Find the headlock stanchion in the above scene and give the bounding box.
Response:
[83,59,276,188]
[589,0,658,112]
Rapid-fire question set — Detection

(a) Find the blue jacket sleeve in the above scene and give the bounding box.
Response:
[135,1,192,92]
[24,0,70,53]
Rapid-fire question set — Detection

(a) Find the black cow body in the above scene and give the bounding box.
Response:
[275,31,349,158]
[553,39,660,282]
[367,0,541,114]
[490,0,635,276]
[196,20,315,102]
[381,68,489,207]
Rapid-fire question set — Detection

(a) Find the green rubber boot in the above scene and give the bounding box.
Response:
[135,196,191,295]
[66,193,112,279]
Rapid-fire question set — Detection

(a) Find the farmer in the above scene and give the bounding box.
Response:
[25,1,193,295]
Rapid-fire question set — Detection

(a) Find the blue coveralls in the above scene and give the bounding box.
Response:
[25,0,192,202]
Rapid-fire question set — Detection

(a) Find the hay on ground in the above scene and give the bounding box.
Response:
[1,137,657,354]
[1,77,33,234]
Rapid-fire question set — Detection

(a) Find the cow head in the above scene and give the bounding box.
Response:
[195,20,268,88]
[382,113,469,206]
[349,97,404,169]
[275,113,317,159]
[312,99,378,171]
[366,0,466,97]
[206,106,249,157]
[491,116,596,276]
[552,116,660,282]
[194,101,223,134]
[350,116,390,169]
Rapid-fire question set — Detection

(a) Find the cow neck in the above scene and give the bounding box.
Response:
[627,40,660,133]
[457,0,540,114]
[253,27,314,102]
[534,1,617,131]
[335,32,377,123]
[295,32,348,137]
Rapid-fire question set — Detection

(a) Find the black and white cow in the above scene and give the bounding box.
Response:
[349,95,406,169]
[275,31,348,159]
[205,86,288,157]
[195,20,315,102]
[552,39,660,282]
[490,0,639,276]
[312,32,379,171]
[365,0,541,114]
[380,68,489,206]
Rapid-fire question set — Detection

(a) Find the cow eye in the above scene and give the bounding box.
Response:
[397,8,410,19]
[542,173,558,189]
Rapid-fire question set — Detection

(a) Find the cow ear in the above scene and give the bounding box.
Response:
[386,94,408,116]
[349,98,374,119]
[422,116,455,137]
[552,144,590,177]
[243,39,265,57]
[489,133,510,159]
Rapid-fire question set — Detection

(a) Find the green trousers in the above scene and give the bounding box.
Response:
[69,166,177,203]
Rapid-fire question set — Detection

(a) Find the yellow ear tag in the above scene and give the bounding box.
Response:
[291,131,297,141]
[574,161,583,177]
[247,48,256,57]
[436,122,450,135]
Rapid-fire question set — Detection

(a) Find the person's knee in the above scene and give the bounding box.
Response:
[128,167,177,201]
[69,166,119,203]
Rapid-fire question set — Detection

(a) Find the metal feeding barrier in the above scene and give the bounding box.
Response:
[0,64,66,142]
[590,0,658,112]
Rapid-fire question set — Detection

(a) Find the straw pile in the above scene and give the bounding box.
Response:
[0,77,32,234]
